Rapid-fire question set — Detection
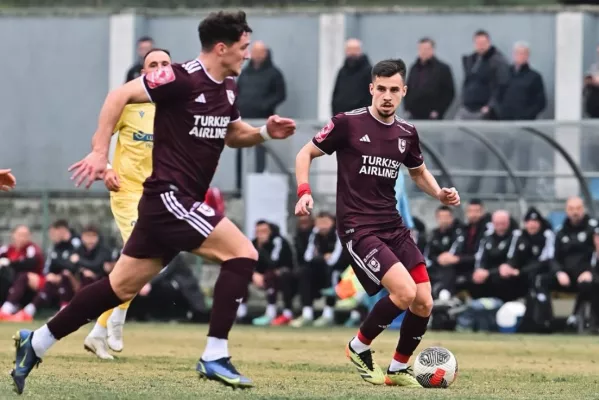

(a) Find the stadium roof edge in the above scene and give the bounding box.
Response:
[2,5,599,17]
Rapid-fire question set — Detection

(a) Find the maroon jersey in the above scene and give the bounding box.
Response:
[142,59,241,199]
[311,107,424,240]
[0,242,44,275]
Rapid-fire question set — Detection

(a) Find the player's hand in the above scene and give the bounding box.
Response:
[140,283,152,296]
[438,187,460,206]
[266,115,296,140]
[556,271,570,287]
[472,268,489,284]
[104,169,121,192]
[295,194,314,216]
[578,270,593,283]
[252,272,265,288]
[0,169,16,191]
[68,151,108,189]
[499,263,518,278]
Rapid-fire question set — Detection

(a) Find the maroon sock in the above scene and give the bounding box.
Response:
[32,281,58,310]
[207,257,256,339]
[47,277,122,340]
[396,308,430,361]
[58,277,75,304]
[7,273,29,304]
[358,295,404,343]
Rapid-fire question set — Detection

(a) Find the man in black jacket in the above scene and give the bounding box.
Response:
[248,220,294,326]
[75,226,112,288]
[331,39,372,116]
[548,197,599,327]
[405,38,455,120]
[498,42,546,120]
[125,36,154,83]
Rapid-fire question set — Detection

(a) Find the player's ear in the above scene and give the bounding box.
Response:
[403,85,408,96]
[369,83,374,96]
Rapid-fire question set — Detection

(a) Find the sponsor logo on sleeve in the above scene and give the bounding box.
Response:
[146,65,176,89]
[315,120,334,143]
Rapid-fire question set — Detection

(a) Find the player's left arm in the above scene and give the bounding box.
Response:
[225,116,295,148]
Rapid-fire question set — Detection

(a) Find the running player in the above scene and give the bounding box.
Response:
[0,169,16,191]
[295,59,460,387]
[83,48,172,361]
[11,11,295,394]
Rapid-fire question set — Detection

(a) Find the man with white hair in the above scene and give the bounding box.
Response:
[498,41,546,120]
[331,38,372,115]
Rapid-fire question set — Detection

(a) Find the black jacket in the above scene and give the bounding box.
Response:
[498,64,546,120]
[294,226,313,267]
[304,227,345,271]
[237,51,286,118]
[506,228,555,269]
[452,214,493,266]
[553,215,599,277]
[45,236,81,274]
[126,62,143,83]
[405,56,455,119]
[425,220,463,267]
[252,232,294,275]
[475,229,517,272]
[331,54,372,116]
[77,242,111,276]
[461,46,510,114]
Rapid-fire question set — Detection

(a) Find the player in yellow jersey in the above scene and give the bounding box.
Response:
[83,48,172,360]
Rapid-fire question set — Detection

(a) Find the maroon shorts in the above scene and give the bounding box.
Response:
[343,228,427,296]
[123,190,224,265]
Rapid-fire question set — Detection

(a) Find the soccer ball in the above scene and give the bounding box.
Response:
[413,347,458,388]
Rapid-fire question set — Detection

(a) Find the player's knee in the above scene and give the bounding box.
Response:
[412,292,434,317]
[244,246,259,262]
[109,276,139,302]
[388,280,417,308]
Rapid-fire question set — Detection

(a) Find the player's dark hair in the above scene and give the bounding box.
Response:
[51,219,70,229]
[418,37,435,47]
[255,219,270,226]
[317,211,335,221]
[198,11,253,51]
[371,59,407,82]
[474,29,489,38]
[82,225,99,235]
[137,36,154,44]
[469,198,484,206]
[143,48,171,64]
[436,205,452,214]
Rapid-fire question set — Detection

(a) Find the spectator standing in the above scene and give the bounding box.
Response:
[125,36,154,82]
[404,38,455,120]
[584,45,599,118]
[236,40,287,179]
[331,39,372,116]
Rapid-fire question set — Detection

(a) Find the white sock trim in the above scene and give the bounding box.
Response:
[1,302,17,314]
[32,324,57,358]
[201,337,229,362]
[89,322,108,338]
[110,307,128,324]
[389,359,408,372]
[350,336,370,354]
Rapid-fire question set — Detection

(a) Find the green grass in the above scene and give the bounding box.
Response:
[1,323,598,399]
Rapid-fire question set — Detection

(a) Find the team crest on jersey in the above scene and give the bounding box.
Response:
[398,139,407,153]
[139,110,145,118]
[226,90,235,105]
[315,120,334,143]
[146,65,175,89]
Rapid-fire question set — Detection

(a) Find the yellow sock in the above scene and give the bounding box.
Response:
[97,309,113,329]
[118,299,132,310]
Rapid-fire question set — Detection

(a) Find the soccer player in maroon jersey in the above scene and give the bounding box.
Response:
[11,11,295,394]
[295,59,460,387]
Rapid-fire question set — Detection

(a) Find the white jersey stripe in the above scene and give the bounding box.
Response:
[160,192,211,237]
[346,240,381,285]
[167,192,214,234]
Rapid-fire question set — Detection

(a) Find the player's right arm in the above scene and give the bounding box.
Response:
[295,117,345,216]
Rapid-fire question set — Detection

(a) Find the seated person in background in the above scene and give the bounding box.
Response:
[130,253,207,322]
[498,207,555,301]
[75,225,112,287]
[6,220,81,322]
[425,206,464,300]
[0,225,44,320]
[291,212,347,328]
[548,196,599,327]
[243,220,295,326]
[471,210,516,300]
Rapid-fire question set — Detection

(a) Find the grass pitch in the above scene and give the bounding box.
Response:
[1,322,598,399]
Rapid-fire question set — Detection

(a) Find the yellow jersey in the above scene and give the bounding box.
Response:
[111,103,154,194]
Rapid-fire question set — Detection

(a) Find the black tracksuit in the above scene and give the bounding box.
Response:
[405,56,455,119]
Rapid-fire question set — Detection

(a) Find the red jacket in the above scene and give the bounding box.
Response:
[0,242,44,275]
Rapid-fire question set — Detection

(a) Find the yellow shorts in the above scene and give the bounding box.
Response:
[110,192,143,244]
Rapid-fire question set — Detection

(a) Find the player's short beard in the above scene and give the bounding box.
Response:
[376,107,395,119]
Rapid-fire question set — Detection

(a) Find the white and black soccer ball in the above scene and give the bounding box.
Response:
[413,347,458,388]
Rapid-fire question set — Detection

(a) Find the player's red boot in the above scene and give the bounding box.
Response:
[271,315,292,326]
[6,310,33,322]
